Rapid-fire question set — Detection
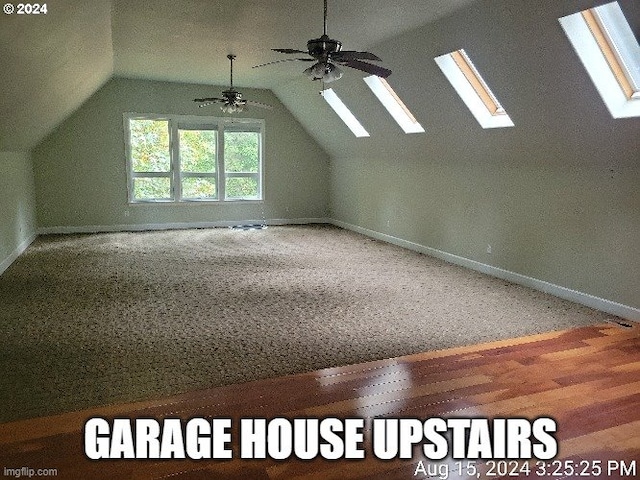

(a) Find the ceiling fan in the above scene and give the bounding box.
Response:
[253,0,391,83]
[194,54,273,113]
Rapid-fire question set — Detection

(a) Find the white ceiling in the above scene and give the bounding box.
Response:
[0,0,113,151]
[0,0,479,151]
[112,0,480,88]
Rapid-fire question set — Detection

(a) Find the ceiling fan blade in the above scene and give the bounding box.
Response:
[332,51,381,62]
[272,48,308,54]
[194,97,224,103]
[342,59,392,78]
[246,100,274,110]
[197,102,218,108]
[253,58,314,68]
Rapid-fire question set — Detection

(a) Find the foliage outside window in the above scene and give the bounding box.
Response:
[125,114,264,203]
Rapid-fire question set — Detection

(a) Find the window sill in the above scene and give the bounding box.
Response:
[128,199,265,206]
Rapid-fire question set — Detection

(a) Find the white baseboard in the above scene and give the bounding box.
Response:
[0,233,37,276]
[27,217,640,321]
[330,219,640,322]
[37,218,331,235]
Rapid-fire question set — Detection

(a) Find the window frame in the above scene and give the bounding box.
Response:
[124,113,265,204]
[559,1,640,118]
[434,49,514,129]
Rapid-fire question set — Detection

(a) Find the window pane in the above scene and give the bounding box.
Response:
[133,177,171,200]
[226,177,258,199]
[224,131,259,173]
[180,129,217,173]
[130,119,170,172]
[182,178,217,199]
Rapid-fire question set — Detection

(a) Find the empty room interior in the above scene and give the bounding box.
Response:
[1,0,639,478]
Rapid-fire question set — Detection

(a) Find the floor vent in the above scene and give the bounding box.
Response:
[607,318,634,329]
[230,224,267,231]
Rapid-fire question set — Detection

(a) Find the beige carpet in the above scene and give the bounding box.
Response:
[0,225,616,422]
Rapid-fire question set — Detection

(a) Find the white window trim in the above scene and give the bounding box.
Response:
[434,50,514,129]
[124,113,265,204]
[559,1,640,118]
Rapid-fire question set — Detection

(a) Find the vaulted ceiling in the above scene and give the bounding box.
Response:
[0,0,480,151]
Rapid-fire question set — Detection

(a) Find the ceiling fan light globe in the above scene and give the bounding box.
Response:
[304,63,325,80]
[324,64,343,83]
[221,103,236,113]
[304,61,342,82]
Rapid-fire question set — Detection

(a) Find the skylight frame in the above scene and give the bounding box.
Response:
[363,75,425,134]
[321,88,370,138]
[559,1,640,118]
[434,49,514,129]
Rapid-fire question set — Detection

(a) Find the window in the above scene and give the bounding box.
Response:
[178,126,218,200]
[128,118,172,201]
[223,127,262,200]
[125,114,264,203]
[321,88,370,137]
[363,75,425,134]
[559,1,640,118]
[434,49,514,128]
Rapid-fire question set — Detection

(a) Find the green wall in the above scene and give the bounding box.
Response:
[32,77,330,230]
[0,151,37,273]
[17,0,640,314]
[275,0,639,311]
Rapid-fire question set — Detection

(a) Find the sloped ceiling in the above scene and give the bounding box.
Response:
[112,0,479,88]
[0,0,479,151]
[0,0,113,151]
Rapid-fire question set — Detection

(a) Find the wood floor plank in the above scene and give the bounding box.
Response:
[0,323,638,480]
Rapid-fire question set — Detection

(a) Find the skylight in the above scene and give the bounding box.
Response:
[363,76,425,134]
[321,88,369,137]
[559,1,640,118]
[434,49,514,129]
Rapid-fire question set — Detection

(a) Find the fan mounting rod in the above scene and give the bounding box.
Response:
[309,0,340,59]
[323,0,327,36]
[227,54,236,89]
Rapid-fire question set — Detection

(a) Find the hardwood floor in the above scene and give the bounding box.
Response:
[1,322,638,479]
